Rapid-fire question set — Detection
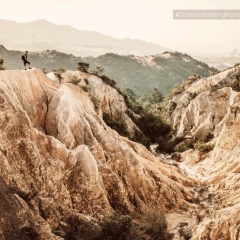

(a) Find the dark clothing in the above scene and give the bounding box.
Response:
[23,60,30,66]
[23,53,30,66]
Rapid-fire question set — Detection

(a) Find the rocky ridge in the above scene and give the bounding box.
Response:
[163,65,240,239]
[0,69,193,239]
[1,66,240,239]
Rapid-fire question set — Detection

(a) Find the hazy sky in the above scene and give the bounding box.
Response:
[1,0,240,53]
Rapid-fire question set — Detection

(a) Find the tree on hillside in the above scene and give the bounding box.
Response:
[123,88,136,101]
[0,59,5,70]
[91,66,104,76]
[148,88,164,104]
[77,62,89,73]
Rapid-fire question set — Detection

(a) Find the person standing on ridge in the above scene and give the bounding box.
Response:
[22,51,31,70]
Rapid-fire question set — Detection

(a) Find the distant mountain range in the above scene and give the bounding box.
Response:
[84,52,217,95]
[0,19,171,57]
[0,45,217,95]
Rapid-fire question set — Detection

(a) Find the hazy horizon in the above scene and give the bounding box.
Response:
[1,0,240,54]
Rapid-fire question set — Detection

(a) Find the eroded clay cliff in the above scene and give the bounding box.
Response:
[164,66,240,240]
[0,69,193,239]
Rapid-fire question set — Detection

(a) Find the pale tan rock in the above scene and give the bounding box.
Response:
[0,69,193,239]
[165,66,240,239]
[47,70,141,138]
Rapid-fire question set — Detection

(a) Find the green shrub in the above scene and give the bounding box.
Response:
[103,112,129,137]
[193,141,214,154]
[97,211,132,240]
[68,74,81,85]
[202,132,214,142]
[97,210,171,240]
[124,88,173,151]
[80,84,91,92]
[130,131,151,149]
[176,143,188,152]
[100,75,117,87]
[63,210,171,240]
[53,68,66,83]
[90,93,100,111]
[139,209,172,240]
[77,62,89,73]
[64,215,100,240]
[0,59,5,70]
[136,112,172,143]
[92,66,104,76]
[53,68,66,74]
[156,136,174,153]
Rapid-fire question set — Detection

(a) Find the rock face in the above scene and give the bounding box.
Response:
[0,69,193,239]
[47,70,141,139]
[164,66,240,239]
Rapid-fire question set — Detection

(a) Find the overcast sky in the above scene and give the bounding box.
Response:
[1,0,240,54]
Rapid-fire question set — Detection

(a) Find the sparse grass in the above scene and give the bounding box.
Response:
[80,84,91,92]
[138,209,172,240]
[90,93,100,111]
[53,68,66,83]
[193,141,214,154]
[91,66,104,76]
[53,68,66,74]
[68,74,81,85]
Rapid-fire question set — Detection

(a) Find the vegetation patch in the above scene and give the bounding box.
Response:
[80,84,91,92]
[90,93,100,111]
[103,112,129,137]
[193,141,214,154]
[68,74,81,85]
[77,62,89,73]
[123,88,173,151]
[64,210,171,240]
[0,59,5,70]
[53,68,66,83]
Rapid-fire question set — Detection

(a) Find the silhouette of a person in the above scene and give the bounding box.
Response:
[22,51,31,70]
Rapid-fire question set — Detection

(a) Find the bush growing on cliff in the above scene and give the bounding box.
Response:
[64,210,171,240]
[68,74,81,85]
[103,112,129,137]
[100,75,117,88]
[90,93,100,111]
[77,62,89,73]
[139,209,172,240]
[97,211,132,240]
[103,112,151,148]
[53,68,66,83]
[80,84,91,92]
[123,88,172,150]
[92,66,104,76]
[0,59,5,70]
[193,141,214,154]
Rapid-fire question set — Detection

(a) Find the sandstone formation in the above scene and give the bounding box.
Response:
[0,69,193,239]
[164,66,240,239]
[2,66,240,239]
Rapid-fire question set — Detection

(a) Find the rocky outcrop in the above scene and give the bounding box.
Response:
[0,69,193,239]
[47,70,141,138]
[164,66,240,239]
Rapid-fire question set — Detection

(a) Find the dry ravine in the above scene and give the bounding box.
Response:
[0,67,239,239]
